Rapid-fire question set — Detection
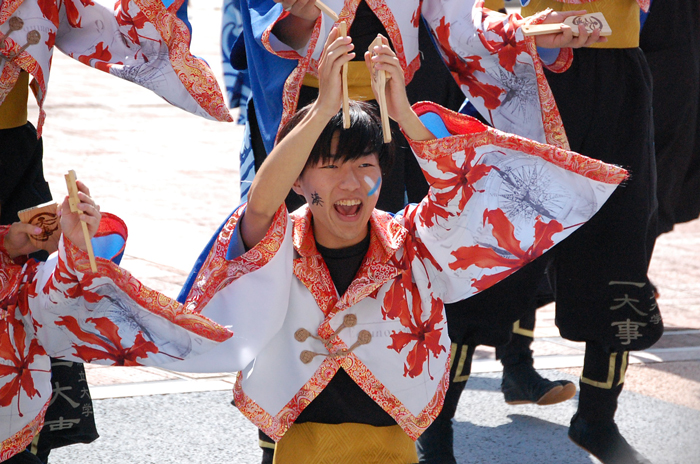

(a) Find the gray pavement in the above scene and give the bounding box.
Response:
[24,2,700,463]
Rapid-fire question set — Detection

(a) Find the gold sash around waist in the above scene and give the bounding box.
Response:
[522,0,640,49]
[302,61,375,101]
[0,71,29,129]
[272,422,418,464]
[484,0,506,11]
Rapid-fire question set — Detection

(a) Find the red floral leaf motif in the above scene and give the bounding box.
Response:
[449,245,514,271]
[388,331,419,354]
[476,15,527,74]
[530,217,563,257]
[0,318,46,415]
[68,333,157,366]
[37,0,60,26]
[86,316,123,346]
[44,30,57,49]
[7,319,26,365]
[470,267,518,293]
[115,0,149,45]
[0,377,22,409]
[449,212,565,292]
[409,233,443,274]
[425,295,445,332]
[0,328,21,370]
[434,17,504,110]
[64,0,82,28]
[56,316,158,366]
[421,148,493,218]
[418,196,452,229]
[402,208,443,273]
[411,5,421,28]
[45,256,103,304]
[483,209,525,259]
[383,273,416,327]
[388,289,445,379]
[404,338,428,378]
[45,253,80,298]
[78,43,114,73]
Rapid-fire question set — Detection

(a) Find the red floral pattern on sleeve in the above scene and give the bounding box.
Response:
[449,209,563,292]
[54,316,160,365]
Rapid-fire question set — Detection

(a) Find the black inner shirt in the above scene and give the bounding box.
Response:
[349,1,391,61]
[295,233,396,426]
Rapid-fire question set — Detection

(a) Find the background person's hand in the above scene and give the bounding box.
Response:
[3,222,44,259]
[534,10,606,48]
[275,0,321,21]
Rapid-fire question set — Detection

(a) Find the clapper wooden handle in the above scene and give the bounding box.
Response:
[369,36,391,143]
[339,21,350,129]
[315,0,338,21]
[64,170,97,272]
[522,12,612,37]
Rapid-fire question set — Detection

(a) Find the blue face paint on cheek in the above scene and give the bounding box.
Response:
[365,176,382,197]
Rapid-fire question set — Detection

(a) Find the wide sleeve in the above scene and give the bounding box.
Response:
[0,215,232,461]
[0,0,232,137]
[421,1,568,148]
[24,218,233,367]
[401,102,628,303]
[54,0,231,121]
[172,203,294,373]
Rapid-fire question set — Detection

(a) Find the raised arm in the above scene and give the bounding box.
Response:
[271,0,322,50]
[365,35,436,143]
[242,25,354,247]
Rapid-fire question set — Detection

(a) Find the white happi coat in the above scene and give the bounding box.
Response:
[175,103,629,441]
[259,0,569,147]
[0,103,628,455]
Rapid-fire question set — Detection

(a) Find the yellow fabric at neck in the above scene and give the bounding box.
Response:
[522,0,640,49]
[0,71,29,129]
[272,422,418,464]
[302,61,375,101]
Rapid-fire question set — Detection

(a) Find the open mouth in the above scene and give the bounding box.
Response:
[334,199,363,218]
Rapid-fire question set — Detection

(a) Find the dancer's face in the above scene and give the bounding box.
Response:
[293,132,382,249]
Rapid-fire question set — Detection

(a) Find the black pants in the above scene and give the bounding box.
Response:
[0,123,52,225]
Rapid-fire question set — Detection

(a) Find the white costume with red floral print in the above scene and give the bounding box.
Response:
[1,103,628,456]
[238,0,571,200]
[263,0,568,148]
[0,0,232,136]
[178,103,628,441]
[0,216,232,460]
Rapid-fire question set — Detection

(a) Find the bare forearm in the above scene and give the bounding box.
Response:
[272,14,317,50]
[397,110,436,143]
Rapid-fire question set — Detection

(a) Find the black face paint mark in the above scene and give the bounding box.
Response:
[311,192,324,206]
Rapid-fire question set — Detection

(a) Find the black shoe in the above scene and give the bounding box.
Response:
[568,413,652,464]
[501,363,576,405]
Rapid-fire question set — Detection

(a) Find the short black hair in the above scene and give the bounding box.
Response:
[276,100,395,175]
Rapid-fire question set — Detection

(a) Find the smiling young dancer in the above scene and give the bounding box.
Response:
[195,27,624,461]
[1,27,627,463]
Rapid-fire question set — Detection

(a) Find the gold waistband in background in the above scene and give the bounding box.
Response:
[0,71,29,129]
[302,61,375,101]
[522,0,640,49]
